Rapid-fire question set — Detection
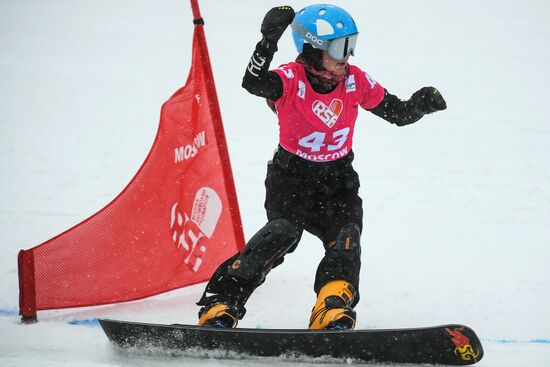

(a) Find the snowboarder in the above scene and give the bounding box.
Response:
[197,4,446,330]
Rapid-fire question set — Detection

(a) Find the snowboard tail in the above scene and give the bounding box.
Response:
[99,319,483,365]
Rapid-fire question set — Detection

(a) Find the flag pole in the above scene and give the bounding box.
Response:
[188,0,245,251]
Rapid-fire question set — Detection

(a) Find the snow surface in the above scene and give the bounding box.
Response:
[1,0,549,366]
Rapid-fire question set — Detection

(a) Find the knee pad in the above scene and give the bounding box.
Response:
[197,253,256,310]
[227,218,301,285]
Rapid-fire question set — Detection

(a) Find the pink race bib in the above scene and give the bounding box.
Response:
[273,62,384,162]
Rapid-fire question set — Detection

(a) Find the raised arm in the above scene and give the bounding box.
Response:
[242,6,294,101]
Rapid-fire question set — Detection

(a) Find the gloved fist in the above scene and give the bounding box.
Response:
[410,87,447,115]
[261,6,295,45]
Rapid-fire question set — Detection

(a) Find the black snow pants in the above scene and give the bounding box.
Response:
[197,146,363,318]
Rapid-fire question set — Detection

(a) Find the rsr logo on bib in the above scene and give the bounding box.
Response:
[312,99,343,128]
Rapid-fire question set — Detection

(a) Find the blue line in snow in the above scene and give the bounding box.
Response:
[0,308,18,316]
[484,338,550,344]
[67,318,99,327]
[492,339,518,344]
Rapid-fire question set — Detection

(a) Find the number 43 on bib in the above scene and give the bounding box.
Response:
[298,127,350,153]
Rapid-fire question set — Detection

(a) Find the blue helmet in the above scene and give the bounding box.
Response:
[291,4,358,61]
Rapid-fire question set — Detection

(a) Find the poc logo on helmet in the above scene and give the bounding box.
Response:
[305,32,324,47]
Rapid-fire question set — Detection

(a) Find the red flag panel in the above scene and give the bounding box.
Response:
[18,11,244,319]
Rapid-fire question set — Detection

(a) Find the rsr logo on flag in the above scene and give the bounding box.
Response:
[312,99,343,128]
[170,187,222,272]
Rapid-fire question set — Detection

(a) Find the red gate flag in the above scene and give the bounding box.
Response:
[18,0,245,321]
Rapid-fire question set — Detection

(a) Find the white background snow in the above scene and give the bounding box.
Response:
[1,0,549,366]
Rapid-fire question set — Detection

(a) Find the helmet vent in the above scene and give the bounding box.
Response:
[316,19,335,36]
[336,21,344,29]
[318,9,327,15]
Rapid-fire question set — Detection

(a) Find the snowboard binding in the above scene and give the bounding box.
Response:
[198,303,239,328]
[309,280,357,330]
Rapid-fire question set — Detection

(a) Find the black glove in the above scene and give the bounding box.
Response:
[260,6,295,46]
[410,87,447,115]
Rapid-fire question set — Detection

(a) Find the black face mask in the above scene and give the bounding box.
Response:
[296,45,349,94]
[301,43,324,71]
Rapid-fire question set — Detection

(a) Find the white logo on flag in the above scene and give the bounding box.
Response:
[170,187,222,272]
[174,131,207,163]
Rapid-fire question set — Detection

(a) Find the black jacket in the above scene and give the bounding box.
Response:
[242,41,424,126]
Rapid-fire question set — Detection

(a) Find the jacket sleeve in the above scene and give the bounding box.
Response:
[242,41,284,101]
[368,89,424,126]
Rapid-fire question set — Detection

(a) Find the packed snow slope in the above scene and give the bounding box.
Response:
[1,0,549,366]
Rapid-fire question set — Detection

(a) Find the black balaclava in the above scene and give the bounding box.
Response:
[296,43,349,94]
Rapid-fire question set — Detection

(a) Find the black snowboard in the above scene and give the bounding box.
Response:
[98,319,483,365]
